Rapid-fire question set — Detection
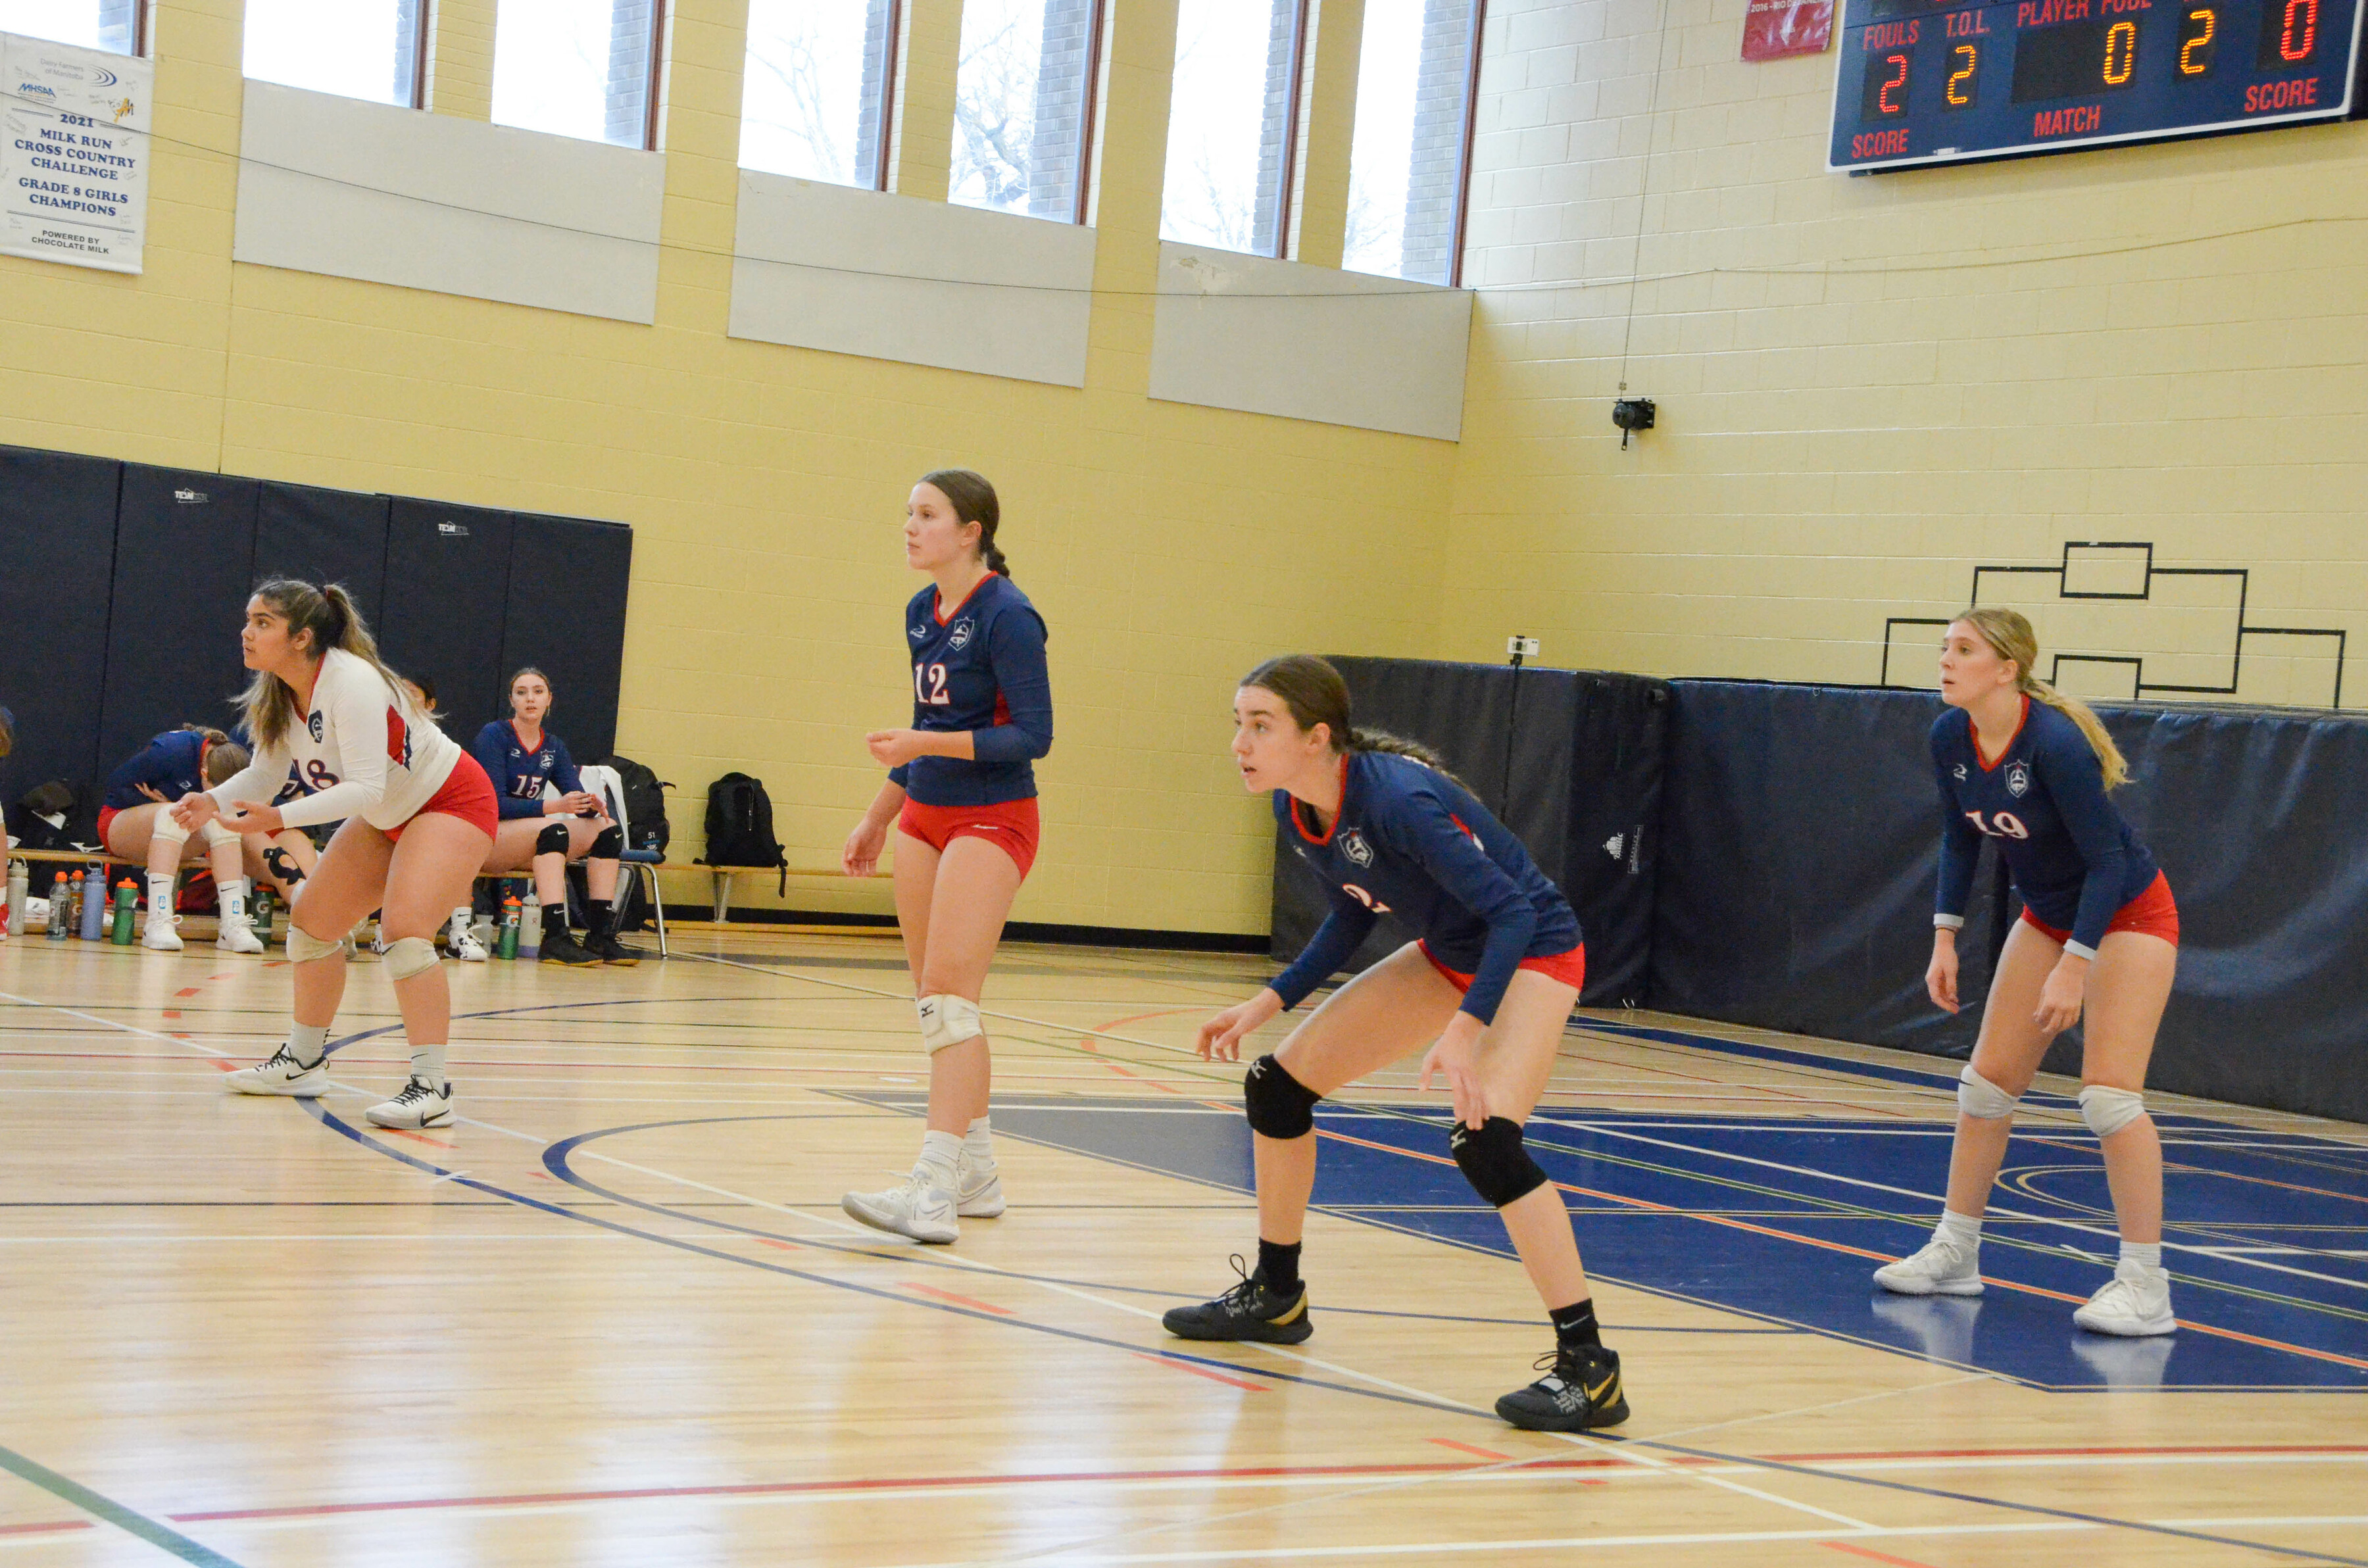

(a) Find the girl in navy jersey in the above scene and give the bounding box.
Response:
[174,579,500,1131]
[1877,608,2181,1336]
[839,470,1052,1244]
[99,726,262,952]
[470,667,638,966]
[1165,655,1626,1433]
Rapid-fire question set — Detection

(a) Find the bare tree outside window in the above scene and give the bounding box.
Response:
[1343,0,1479,284]
[0,0,139,53]
[951,0,1098,222]
[243,0,426,107]
[741,0,897,187]
[493,0,663,149]
[1160,0,1304,257]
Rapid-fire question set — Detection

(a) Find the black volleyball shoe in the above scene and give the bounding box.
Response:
[1162,1256,1314,1344]
[1496,1343,1629,1432]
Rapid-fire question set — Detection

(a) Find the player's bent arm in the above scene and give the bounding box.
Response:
[975,609,1052,762]
[1268,902,1379,1014]
[2039,735,2126,960]
[1394,791,1537,1025]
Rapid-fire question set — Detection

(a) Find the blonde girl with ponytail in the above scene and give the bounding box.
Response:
[172,579,503,1131]
[1877,609,2184,1337]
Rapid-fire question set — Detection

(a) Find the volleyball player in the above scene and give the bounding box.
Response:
[1165,656,1627,1433]
[838,470,1052,1244]
[470,666,640,966]
[1877,608,2181,1336]
[100,725,262,952]
[174,579,497,1130]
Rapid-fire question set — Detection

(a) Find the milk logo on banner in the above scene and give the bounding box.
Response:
[2,30,155,274]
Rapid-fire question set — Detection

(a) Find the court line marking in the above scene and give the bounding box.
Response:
[0,1440,243,1567]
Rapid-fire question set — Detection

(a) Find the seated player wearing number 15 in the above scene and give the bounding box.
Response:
[1168,655,1626,1433]
[1878,608,2181,1336]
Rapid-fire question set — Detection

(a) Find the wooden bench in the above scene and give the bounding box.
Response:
[659,863,889,924]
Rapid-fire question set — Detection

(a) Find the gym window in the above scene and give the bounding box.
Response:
[950,0,1105,224]
[0,0,146,54]
[243,0,432,109]
[740,0,900,188]
[1343,0,1485,285]
[1159,0,1309,257]
[492,0,668,150]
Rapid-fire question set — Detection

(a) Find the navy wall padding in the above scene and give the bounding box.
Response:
[253,481,391,630]
[1270,659,1669,1008]
[97,466,260,772]
[0,445,121,805]
[379,499,515,743]
[500,512,633,763]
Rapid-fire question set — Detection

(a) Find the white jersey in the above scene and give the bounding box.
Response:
[210,648,462,831]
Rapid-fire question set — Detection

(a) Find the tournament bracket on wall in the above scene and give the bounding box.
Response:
[1828,0,2365,168]
[3,30,153,273]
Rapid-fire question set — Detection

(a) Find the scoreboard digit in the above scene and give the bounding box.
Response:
[1829,0,2365,168]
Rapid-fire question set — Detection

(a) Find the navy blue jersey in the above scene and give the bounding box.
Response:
[470,722,583,821]
[104,730,210,809]
[888,574,1052,808]
[1268,750,1582,1026]
[1933,697,2159,958]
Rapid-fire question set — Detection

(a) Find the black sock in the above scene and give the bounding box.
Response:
[1550,1298,1601,1350]
[1257,1239,1302,1295]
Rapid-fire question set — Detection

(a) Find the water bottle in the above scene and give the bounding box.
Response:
[7,860,26,937]
[519,888,543,960]
[255,890,275,946]
[80,868,107,940]
[497,893,521,960]
[110,878,137,945]
[45,873,68,941]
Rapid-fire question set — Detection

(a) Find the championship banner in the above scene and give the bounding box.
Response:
[3,30,152,274]
[1741,0,1835,62]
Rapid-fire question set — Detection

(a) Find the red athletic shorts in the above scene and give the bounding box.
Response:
[1419,941,1588,996]
[384,753,500,843]
[897,796,1040,878]
[96,805,125,846]
[2019,870,2179,950]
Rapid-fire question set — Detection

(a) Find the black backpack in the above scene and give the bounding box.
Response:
[701,772,788,893]
[608,754,672,854]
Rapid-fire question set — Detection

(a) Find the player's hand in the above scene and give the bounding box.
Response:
[214,800,284,835]
[551,791,601,817]
[170,793,220,832]
[2034,954,2088,1035]
[866,729,927,768]
[1419,1012,1490,1129]
[136,783,170,804]
[842,816,888,878]
[1197,990,1282,1062]
[1926,933,1960,1014]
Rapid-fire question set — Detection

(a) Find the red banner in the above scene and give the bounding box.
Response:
[1740,0,1835,61]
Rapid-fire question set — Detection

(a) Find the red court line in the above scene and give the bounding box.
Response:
[1428,1438,1510,1461]
[904,1283,1014,1315]
[1823,1542,1937,1568]
[756,1238,805,1252]
[173,988,201,999]
[1777,1443,2368,1462]
[0,1520,92,1538]
[1132,1352,1269,1392]
[380,1129,454,1150]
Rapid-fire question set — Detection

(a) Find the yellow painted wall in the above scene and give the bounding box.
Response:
[1443,0,2368,712]
[0,0,1459,935]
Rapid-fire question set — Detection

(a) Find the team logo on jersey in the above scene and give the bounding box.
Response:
[1952,763,1967,781]
[2006,762,2031,798]
[949,618,975,651]
[1338,829,1374,868]
[307,710,324,742]
[910,623,928,642]
[386,707,412,768]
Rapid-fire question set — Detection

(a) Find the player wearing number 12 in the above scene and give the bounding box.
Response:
[1877,608,2183,1336]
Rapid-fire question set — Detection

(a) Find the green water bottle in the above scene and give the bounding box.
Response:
[109,878,137,945]
[254,889,275,946]
[497,893,521,960]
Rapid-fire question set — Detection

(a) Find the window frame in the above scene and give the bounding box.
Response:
[639,0,668,151]
[1067,0,1106,225]
[407,0,431,109]
[872,0,903,191]
[1444,0,1485,287]
[1270,0,1310,257]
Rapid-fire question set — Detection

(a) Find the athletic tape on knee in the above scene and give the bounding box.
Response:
[1958,1064,2020,1121]
[535,821,572,856]
[1450,1116,1549,1208]
[589,824,623,858]
[286,927,341,964]
[2078,1084,2147,1139]
[383,936,440,983]
[200,818,239,850]
[917,993,982,1054]
[1243,1054,1320,1139]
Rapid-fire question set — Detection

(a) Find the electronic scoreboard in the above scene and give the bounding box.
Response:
[1828,0,2365,169]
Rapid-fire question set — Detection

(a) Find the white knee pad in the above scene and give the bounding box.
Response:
[1958,1064,2020,1120]
[149,812,190,848]
[286,926,342,964]
[383,936,440,983]
[200,818,240,850]
[917,993,983,1054]
[2079,1083,2147,1139]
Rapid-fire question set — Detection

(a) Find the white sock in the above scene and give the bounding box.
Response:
[962,1115,993,1168]
[410,1041,448,1092]
[287,1023,332,1067]
[145,873,175,921]
[2117,1240,2163,1279]
[917,1129,963,1183]
[219,878,247,924]
[1936,1209,1983,1251]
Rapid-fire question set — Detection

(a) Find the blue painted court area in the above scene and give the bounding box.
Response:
[951,1024,2368,1395]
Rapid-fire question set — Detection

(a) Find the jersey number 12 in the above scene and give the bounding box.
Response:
[914,663,950,706]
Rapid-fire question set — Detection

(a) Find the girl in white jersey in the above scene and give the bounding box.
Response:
[174,579,499,1129]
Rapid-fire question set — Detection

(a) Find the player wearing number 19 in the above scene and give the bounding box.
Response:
[1167,656,1625,1433]
[839,470,1052,1245]
[1877,608,2182,1336]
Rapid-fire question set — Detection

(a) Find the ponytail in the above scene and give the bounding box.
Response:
[240,577,427,750]
[1956,606,2129,790]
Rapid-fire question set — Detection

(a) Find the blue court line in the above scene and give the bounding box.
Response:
[0,1442,244,1567]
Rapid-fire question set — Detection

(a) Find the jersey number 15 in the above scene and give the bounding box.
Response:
[914,663,951,706]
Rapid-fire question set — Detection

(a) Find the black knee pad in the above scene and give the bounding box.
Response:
[589,824,623,858]
[1451,1116,1548,1208]
[1243,1054,1320,1139]
[535,821,572,856]
[263,845,307,885]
